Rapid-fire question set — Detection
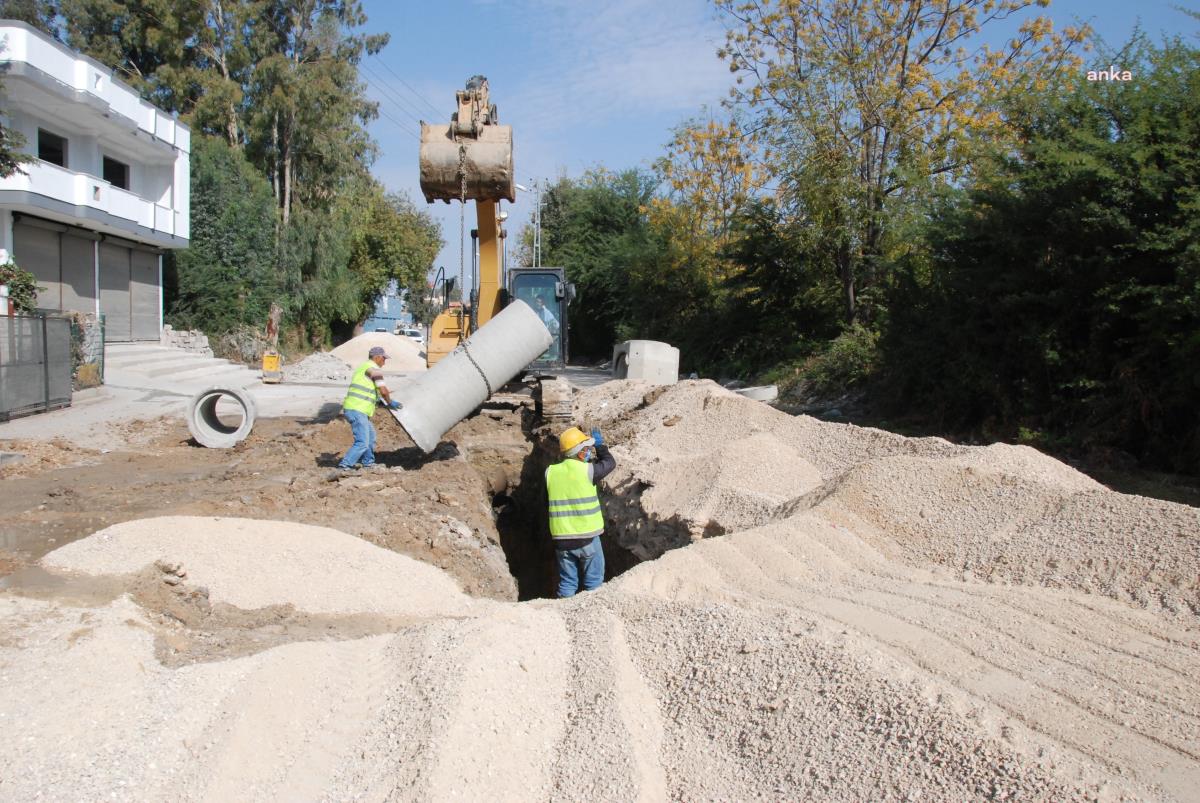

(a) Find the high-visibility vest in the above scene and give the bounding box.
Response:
[545,458,604,541]
[343,360,379,416]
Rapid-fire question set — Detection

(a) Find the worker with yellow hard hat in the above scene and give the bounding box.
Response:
[545,424,617,597]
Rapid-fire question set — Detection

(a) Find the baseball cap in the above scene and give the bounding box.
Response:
[368,346,389,358]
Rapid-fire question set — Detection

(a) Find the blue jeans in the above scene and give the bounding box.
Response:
[338,409,376,468]
[556,535,605,598]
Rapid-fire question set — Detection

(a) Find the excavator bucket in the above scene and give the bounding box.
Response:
[419,76,515,204]
[419,122,515,203]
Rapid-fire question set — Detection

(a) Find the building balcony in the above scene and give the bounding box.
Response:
[0,22,190,153]
[0,160,186,242]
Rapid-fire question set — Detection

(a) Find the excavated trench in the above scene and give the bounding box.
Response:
[466,404,644,600]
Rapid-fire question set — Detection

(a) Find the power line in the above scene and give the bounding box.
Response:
[373,105,419,140]
[370,55,444,119]
[360,62,430,129]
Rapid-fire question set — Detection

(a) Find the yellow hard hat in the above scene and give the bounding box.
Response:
[558,426,593,456]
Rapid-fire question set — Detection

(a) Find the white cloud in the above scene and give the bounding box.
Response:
[503,0,733,131]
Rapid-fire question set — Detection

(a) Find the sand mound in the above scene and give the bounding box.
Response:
[330,332,425,372]
[3,379,1198,800]
[43,516,470,617]
[586,380,1200,615]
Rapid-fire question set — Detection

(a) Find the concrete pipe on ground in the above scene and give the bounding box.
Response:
[187,387,257,448]
[734,385,779,402]
[390,301,552,453]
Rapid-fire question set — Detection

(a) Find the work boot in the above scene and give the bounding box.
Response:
[325,467,354,482]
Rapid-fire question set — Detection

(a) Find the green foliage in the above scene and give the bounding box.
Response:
[0,32,33,178]
[167,136,278,334]
[715,0,1090,326]
[537,169,665,358]
[347,189,441,316]
[0,261,41,314]
[794,325,879,398]
[0,0,60,34]
[533,173,844,377]
[882,34,1200,471]
[716,200,842,376]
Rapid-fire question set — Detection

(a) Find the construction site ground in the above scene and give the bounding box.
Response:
[1,373,1198,801]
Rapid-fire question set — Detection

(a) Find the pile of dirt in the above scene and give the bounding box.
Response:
[42,516,472,617]
[1,379,1197,800]
[330,332,425,372]
[0,414,519,601]
[283,351,352,383]
[579,380,1200,616]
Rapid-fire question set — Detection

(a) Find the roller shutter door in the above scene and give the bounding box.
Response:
[13,222,61,311]
[130,249,159,341]
[99,242,132,342]
[60,233,97,314]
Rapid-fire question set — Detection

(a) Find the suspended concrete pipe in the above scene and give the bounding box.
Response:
[187,386,257,448]
[390,300,552,453]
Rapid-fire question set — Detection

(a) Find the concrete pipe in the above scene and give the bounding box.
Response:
[390,301,551,453]
[187,386,257,448]
[734,385,779,402]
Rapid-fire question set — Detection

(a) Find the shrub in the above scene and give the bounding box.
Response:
[795,324,879,398]
[0,261,41,314]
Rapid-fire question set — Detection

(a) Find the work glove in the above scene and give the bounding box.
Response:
[590,427,604,447]
[388,400,402,410]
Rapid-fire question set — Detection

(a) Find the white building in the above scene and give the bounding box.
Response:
[0,19,189,341]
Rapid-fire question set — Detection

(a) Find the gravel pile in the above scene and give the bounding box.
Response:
[42,516,472,617]
[2,379,1197,800]
[581,380,1199,616]
[283,352,352,383]
[330,332,425,372]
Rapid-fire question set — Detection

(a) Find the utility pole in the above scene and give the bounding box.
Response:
[533,180,542,268]
[516,180,543,268]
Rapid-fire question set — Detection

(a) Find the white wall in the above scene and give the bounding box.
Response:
[0,21,189,244]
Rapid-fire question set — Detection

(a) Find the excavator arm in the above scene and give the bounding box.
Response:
[420,76,513,366]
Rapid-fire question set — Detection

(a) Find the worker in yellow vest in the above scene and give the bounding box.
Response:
[546,425,616,597]
[336,346,401,472]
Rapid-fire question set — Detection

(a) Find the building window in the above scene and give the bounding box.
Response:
[103,156,130,190]
[38,129,67,167]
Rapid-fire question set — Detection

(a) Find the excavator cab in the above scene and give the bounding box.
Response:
[507,268,574,371]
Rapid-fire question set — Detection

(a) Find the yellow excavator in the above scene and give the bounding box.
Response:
[418,76,572,420]
[419,75,512,365]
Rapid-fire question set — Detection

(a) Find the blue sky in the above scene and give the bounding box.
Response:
[358,0,1196,290]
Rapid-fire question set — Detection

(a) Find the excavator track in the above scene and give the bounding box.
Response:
[535,378,573,426]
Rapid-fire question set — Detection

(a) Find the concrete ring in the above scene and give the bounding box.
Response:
[187,386,257,448]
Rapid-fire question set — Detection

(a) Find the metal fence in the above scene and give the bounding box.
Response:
[0,314,73,421]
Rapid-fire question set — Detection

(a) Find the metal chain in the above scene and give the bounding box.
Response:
[460,341,493,398]
[457,144,467,336]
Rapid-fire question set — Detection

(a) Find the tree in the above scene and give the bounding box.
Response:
[245,0,386,222]
[347,188,442,322]
[58,0,205,111]
[0,0,60,35]
[883,34,1200,471]
[534,169,665,358]
[167,136,278,333]
[716,0,1090,325]
[190,0,263,147]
